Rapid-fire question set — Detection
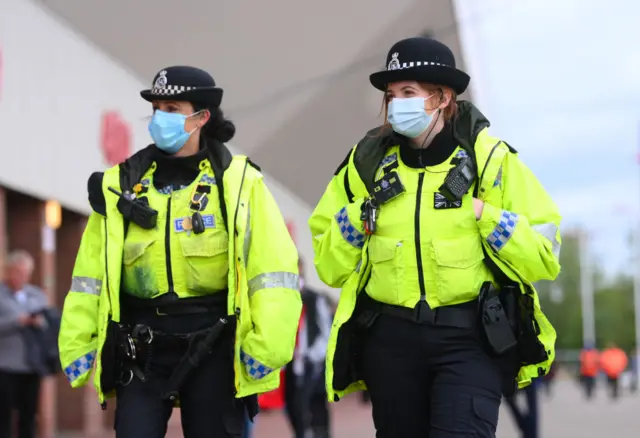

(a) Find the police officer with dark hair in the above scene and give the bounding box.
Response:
[310,37,561,437]
[59,66,302,438]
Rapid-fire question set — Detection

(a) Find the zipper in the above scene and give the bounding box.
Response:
[415,173,427,302]
[165,196,174,293]
[100,219,110,410]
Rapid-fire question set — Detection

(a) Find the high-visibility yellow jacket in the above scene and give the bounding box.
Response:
[309,101,560,402]
[59,144,302,403]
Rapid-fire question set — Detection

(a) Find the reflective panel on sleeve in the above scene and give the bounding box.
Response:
[240,349,275,379]
[532,223,561,258]
[64,350,96,384]
[70,276,102,296]
[487,210,519,252]
[334,207,365,249]
[247,271,299,298]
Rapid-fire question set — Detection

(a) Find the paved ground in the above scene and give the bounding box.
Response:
[246,380,640,438]
[60,380,640,437]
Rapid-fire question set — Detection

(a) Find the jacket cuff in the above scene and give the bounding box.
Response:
[478,203,520,253]
[63,349,96,386]
[240,349,276,380]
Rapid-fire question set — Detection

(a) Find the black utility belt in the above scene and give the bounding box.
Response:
[100,317,229,404]
[357,283,524,358]
[120,291,228,316]
[357,292,477,329]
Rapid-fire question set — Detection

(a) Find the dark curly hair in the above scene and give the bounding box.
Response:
[193,104,236,143]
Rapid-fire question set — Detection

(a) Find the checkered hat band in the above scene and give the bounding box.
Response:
[390,61,447,71]
[151,84,196,95]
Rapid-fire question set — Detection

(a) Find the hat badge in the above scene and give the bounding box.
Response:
[153,70,168,90]
[387,53,401,71]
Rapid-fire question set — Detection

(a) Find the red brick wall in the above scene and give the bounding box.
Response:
[2,188,111,437]
[55,209,87,432]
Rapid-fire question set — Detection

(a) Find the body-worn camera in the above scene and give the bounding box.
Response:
[372,172,406,205]
[109,187,158,229]
[439,156,476,202]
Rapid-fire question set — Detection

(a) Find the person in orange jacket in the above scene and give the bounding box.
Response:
[600,342,628,400]
[579,344,600,399]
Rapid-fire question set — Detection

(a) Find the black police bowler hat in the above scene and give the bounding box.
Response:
[369,37,470,95]
[140,66,223,107]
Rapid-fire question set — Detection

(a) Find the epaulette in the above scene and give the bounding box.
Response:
[247,158,261,172]
[334,147,354,176]
[87,172,106,216]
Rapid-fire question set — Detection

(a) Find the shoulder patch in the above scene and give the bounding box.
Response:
[247,158,261,172]
[87,172,106,216]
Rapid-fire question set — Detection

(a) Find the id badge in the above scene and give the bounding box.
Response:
[372,172,405,204]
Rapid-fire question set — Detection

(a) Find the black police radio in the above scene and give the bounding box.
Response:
[438,156,476,202]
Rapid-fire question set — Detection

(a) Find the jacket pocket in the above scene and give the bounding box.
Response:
[179,231,229,294]
[366,236,403,305]
[122,239,157,298]
[432,235,485,305]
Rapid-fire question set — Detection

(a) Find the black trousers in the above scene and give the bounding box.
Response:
[580,375,596,399]
[360,314,504,438]
[114,307,245,438]
[0,371,41,438]
[607,376,620,400]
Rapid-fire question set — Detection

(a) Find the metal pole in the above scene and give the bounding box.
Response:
[634,225,640,353]
[635,121,640,354]
[579,230,596,347]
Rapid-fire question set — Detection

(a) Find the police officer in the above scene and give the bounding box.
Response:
[58,66,302,438]
[309,37,561,437]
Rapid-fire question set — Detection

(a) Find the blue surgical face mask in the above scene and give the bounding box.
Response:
[387,95,437,139]
[148,110,201,154]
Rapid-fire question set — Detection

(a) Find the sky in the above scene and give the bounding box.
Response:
[454,0,640,277]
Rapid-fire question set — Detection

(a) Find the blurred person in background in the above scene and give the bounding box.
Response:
[0,250,50,438]
[630,347,639,392]
[309,36,560,437]
[58,66,302,438]
[599,342,628,400]
[540,361,557,397]
[504,379,540,438]
[284,257,332,438]
[579,344,600,399]
[241,410,254,438]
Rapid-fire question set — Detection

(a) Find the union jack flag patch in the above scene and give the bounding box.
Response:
[434,192,462,210]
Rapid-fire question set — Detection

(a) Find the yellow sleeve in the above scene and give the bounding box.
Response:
[478,152,562,282]
[240,176,303,377]
[58,212,104,388]
[308,149,366,288]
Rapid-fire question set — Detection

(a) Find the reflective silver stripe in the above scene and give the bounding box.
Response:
[243,206,252,265]
[248,271,299,297]
[355,259,362,273]
[70,276,102,296]
[532,223,561,258]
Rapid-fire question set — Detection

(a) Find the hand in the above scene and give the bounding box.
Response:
[31,315,46,328]
[472,198,485,220]
[17,314,32,327]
